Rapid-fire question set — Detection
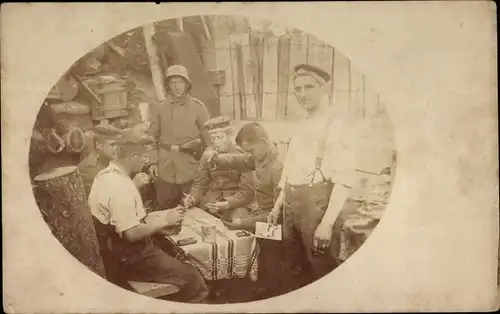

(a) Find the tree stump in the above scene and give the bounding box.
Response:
[33,166,106,278]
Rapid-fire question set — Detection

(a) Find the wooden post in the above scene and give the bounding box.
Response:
[143,24,166,102]
[200,16,212,41]
[276,35,292,120]
[176,18,184,32]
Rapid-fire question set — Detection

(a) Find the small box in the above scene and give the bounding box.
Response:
[207,70,226,86]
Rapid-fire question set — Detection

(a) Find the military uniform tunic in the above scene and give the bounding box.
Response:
[148,95,211,185]
[77,152,111,197]
[211,145,283,213]
[189,144,255,212]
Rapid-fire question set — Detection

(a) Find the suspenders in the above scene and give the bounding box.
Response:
[310,113,335,184]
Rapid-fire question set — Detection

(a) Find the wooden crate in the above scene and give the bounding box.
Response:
[80,75,130,121]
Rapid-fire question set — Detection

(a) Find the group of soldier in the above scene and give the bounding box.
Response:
[78,62,356,303]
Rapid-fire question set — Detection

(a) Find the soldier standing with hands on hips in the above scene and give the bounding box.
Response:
[146,65,211,209]
[267,64,356,287]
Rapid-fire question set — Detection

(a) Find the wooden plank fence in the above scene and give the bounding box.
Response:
[199,29,395,176]
[200,31,386,123]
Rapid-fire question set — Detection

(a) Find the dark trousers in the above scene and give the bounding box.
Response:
[257,239,301,298]
[283,181,343,287]
[120,245,209,303]
[93,219,208,303]
[154,180,193,209]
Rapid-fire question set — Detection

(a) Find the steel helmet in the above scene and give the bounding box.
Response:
[165,64,192,86]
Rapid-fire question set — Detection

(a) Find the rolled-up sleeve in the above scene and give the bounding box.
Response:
[325,122,356,188]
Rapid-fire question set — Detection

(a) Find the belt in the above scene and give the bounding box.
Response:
[285,180,332,190]
[159,142,182,152]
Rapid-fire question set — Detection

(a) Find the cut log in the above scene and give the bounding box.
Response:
[143,24,167,102]
[33,166,106,278]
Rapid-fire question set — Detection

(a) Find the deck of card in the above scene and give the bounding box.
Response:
[255,222,282,241]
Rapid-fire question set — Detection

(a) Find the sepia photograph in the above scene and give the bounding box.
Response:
[3,2,497,313]
[28,14,396,304]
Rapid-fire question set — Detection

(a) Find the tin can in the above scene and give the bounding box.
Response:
[201,225,216,243]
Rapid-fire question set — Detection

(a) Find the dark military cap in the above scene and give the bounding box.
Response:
[293,63,331,84]
[93,123,122,141]
[204,116,232,134]
[116,126,155,146]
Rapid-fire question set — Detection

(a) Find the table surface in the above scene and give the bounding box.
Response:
[166,208,259,281]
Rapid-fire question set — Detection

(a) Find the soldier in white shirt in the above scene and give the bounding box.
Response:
[88,129,209,303]
[267,63,356,286]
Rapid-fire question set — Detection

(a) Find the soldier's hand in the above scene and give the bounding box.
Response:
[160,225,182,236]
[148,164,159,180]
[206,149,218,169]
[205,201,229,213]
[313,222,333,255]
[267,207,281,225]
[221,218,242,230]
[182,194,196,208]
[164,207,185,227]
[132,172,151,189]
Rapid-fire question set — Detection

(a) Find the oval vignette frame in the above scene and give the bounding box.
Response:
[28,14,398,304]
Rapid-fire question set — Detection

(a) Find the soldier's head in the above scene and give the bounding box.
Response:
[293,63,330,111]
[93,124,121,160]
[165,64,191,98]
[205,116,233,153]
[114,128,154,173]
[235,122,272,162]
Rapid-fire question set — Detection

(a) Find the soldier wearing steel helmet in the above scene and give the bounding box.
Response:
[146,65,211,209]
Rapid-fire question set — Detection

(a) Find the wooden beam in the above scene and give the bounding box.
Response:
[200,16,212,41]
[106,41,125,58]
[176,17,184,32]
[143,24,166,102]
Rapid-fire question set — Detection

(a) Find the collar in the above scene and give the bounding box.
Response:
[96,152,112,168]
[108,161,130,177]
[168,94,188,106]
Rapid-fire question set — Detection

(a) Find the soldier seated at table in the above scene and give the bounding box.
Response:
[78,124,151,200]
[201,122,301,298]
[204,122,283,232]
[87,128,209,303]
[183,116,255,221]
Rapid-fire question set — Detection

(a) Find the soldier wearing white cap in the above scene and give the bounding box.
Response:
[267,63,356,287]
[147,65,211,209]
[183,116,255,221]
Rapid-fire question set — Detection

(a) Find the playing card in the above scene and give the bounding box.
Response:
[255,222,282,241]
